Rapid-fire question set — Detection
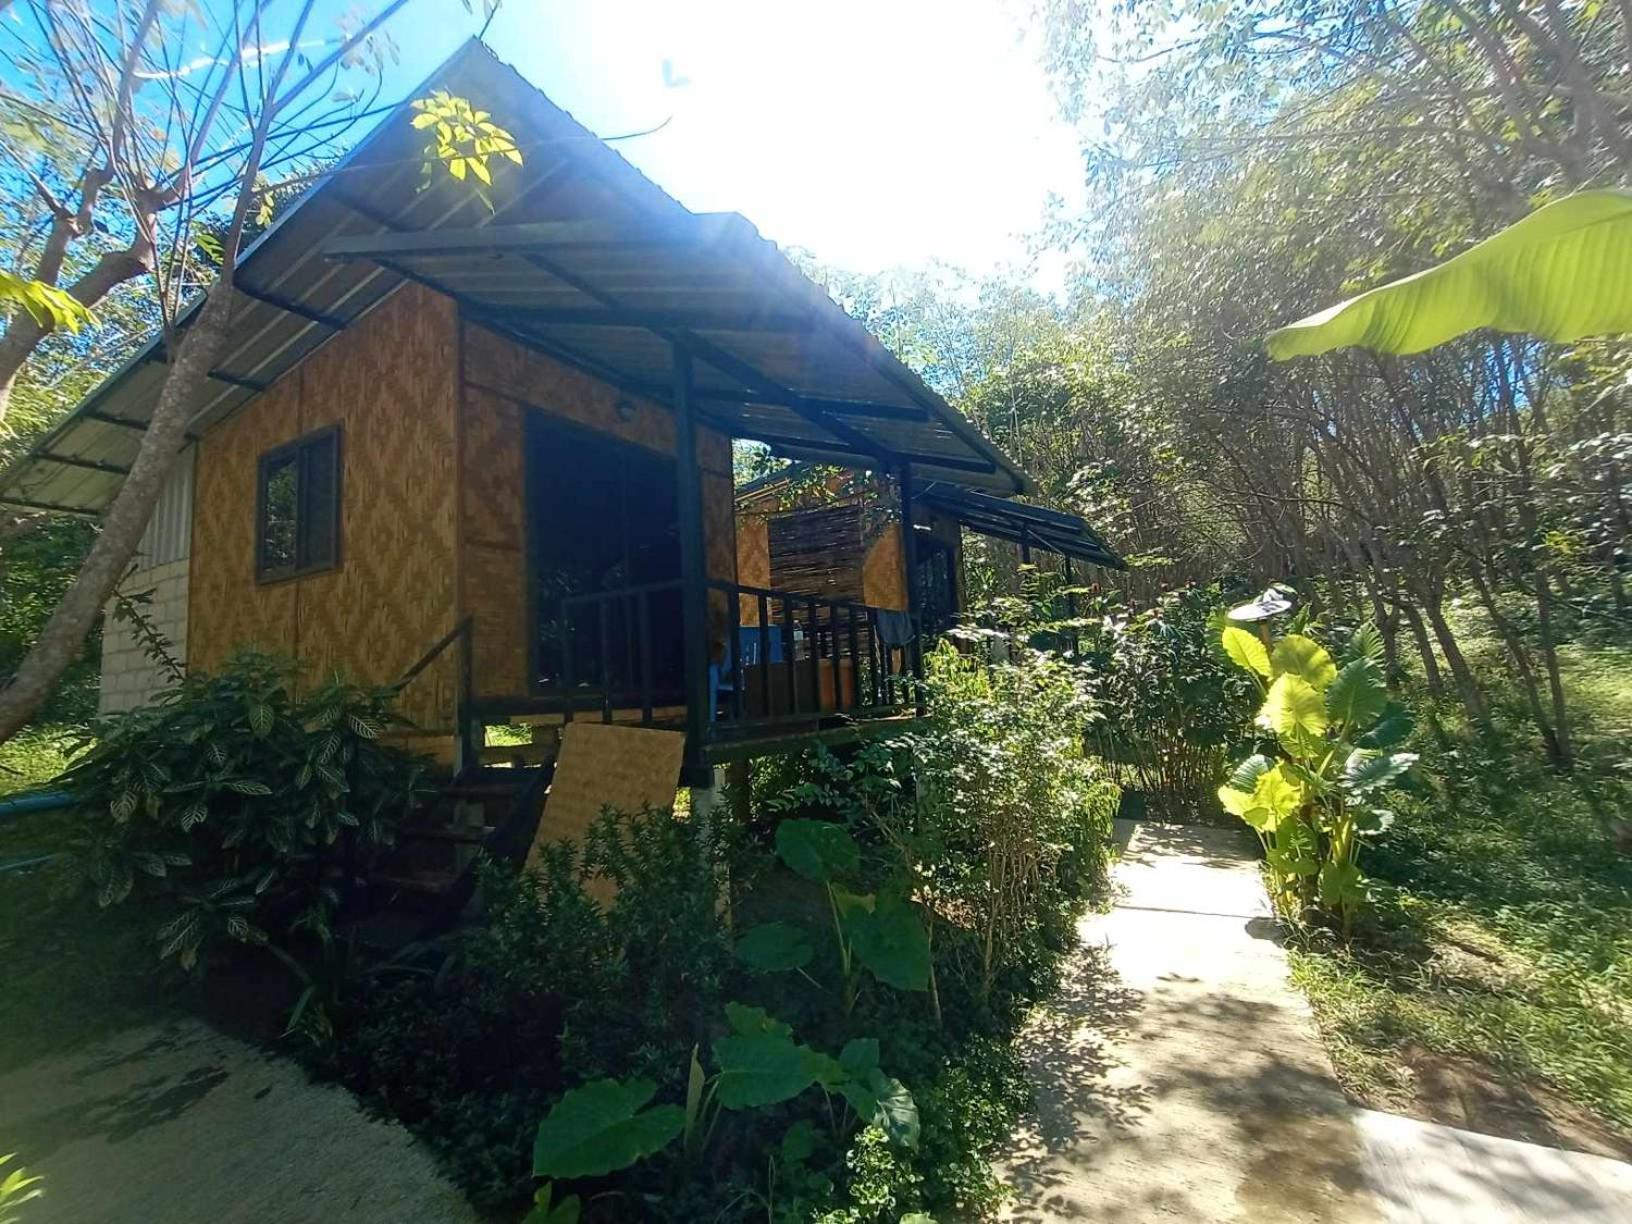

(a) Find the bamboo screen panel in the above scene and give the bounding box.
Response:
[769,502,867,604]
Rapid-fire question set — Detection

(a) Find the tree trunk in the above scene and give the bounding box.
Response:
[1399,601,1445,699]
[1532,567,1574,767]
[0,283,232,745]
[1467,564,1565,766]
[0,239,153,426]
[1421,590,1490,727]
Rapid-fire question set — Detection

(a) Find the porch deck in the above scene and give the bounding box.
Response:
[460,576,925,781]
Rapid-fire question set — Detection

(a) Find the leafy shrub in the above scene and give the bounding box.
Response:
[907,637,1120,1011]
[323,805,735,1209]
[1217,623,1419,933]
[58,649,429,973]
[1076,584,1259,814]
[0,1153,43,1224]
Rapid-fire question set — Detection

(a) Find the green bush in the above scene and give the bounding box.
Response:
[314,604,1118,1221]
[1074,583,1258,814]
[323,806,736,1209]
[57,649,429,974]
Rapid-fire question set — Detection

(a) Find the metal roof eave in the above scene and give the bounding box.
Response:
[322,217,1030,494]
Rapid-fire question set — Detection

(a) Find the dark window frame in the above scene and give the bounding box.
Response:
[255,425,342,583]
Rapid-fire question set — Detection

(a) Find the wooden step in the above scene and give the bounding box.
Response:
[443,782,528,802]
[370,868,459,896]
[397,824,496,845]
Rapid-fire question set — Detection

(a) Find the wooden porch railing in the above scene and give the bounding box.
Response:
[548,579,923,738]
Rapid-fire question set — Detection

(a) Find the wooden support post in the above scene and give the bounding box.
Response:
[673,343,712,784]
[898,463,926,715]
[1020,523,1033,566]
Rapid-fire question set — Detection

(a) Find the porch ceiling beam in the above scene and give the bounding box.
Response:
[37,452,131,476]
[631,382,928,422]
[323,216,729,262]
[234,280,348,330]
[489,240,899,467]
[504,306,812,333]
[729,426,995,475]
[0,495,99,517]
[83,410,202,444]
[142,349,268,394]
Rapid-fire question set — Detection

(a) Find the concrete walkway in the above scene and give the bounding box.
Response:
[0,1018,475,1223]
[997,820,1632,1223]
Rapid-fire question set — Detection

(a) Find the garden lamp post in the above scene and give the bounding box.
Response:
[1226,586,1294,651]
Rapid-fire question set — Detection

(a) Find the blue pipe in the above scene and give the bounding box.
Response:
[0,789,73,822]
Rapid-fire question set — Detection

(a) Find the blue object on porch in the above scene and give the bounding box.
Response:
[874,609,915,648]
[710,625,787,718]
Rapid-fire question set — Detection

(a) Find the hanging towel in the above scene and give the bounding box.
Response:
[874,609,916,647]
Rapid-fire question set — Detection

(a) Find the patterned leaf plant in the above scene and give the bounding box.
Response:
[1217,622,1418,934]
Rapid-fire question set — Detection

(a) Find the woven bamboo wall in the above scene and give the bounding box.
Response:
[189,284,460,729]
[457,321,737,698]
[460,386,528,699]
[736,514,771,624]
[861,522,908,611]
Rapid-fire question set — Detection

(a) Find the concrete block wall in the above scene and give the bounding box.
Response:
[98,557,189,715]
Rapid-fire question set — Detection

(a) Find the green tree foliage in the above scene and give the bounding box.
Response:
[1030,0,1632,771]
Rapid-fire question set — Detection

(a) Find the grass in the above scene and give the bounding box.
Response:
[0,724,83,797]
[0,807,172,1075]
[1288,606,1632,1140]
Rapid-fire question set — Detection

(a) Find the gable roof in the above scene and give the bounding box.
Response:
[0,40,1031,515]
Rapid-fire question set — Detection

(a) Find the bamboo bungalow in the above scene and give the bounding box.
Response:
[0,41,1117,804]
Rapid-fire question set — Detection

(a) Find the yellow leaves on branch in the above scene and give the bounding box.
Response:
[0,270,93,334]
[410,90,523,198]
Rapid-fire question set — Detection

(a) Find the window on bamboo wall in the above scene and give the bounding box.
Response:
[256,426,341,582]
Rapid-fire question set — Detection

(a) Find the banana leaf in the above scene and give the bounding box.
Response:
[1267,190,1632,359]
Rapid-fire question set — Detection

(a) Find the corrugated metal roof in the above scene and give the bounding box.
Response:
[916,482,1126,569]
[734,463,1125,569]
[0,39,1029,513]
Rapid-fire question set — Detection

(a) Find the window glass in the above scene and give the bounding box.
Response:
[257,429,340,580]
[260,454,299,574]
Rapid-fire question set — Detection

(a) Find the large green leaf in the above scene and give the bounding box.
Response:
[1356,703,1413,749]
[847,893,931,992]
[774,819,860,883]
[1325,658,1388,729]
[1342,749,1418,793]
[1267,190,1632,358]
[836,1067,920,1149]
[1257,674,1328,742]
[1236,763,1304,833]
[734,922,813,972]
[1221,626,1270,678]
[532,1079,685,1179]
[713,1032,819,1109]
[723,1001,792,1038]
[1270,634,1337,690]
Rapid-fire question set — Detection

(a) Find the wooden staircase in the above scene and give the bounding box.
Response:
[347,762,552,947]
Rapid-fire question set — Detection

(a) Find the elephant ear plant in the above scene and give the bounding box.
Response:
[1217,622,1418,935]
[526,1003,917,1221]
[734,819,933,1017]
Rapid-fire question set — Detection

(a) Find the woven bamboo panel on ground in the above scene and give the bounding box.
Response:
[528,722,686,902]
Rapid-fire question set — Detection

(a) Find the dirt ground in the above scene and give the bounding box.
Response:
[0,1016,475,1223]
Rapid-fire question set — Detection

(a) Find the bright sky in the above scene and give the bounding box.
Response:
[381,0,1087,292]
